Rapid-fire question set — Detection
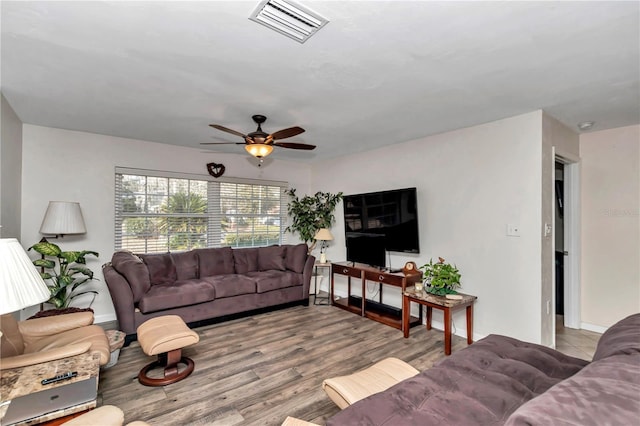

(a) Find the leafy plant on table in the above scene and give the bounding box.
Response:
[419,257,461,296]
[28,241,99,309]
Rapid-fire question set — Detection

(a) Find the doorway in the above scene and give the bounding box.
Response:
[555,162,565,318]
[554,157,581,337]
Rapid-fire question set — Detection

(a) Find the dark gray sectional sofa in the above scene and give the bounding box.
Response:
[326,313,640,425]
[103,244,314,340]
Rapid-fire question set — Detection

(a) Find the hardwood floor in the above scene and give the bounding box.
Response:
[99,303,468,425]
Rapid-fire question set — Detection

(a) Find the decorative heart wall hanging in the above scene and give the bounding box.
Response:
[206,162,226,178]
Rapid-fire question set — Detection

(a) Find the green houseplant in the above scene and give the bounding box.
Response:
[285,188,343,250]
[420,257,461,295]
[28,241,99,309]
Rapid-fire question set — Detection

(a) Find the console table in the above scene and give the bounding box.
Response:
[403,288,477,355]
[330,261,422,331]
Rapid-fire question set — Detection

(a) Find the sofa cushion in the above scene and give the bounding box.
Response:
[326,334,588,426]
[505,353,640,426]
[139,253,177,286]
[110,251,151,302]
[233,248,259,274]
[258,245,287,271]
[195,247,235,276]
[285,244,308,273]
[202,274,256,298]
[246,270,301,293]
[138,280,215,313]
[171,251,199,281]
[592,313,640,361]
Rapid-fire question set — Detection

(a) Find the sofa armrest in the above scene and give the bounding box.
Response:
[302,255,316,299]
[18,312,94,338]
[103,264,137,335]
[0,342,91,370]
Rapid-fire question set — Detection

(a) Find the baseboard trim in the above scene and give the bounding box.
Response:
[95,313,117,324]
[580,322,607,334]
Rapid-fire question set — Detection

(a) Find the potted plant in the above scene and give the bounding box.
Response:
[285,188,343,251]
[28,241,99,309]
[419,257,461,296]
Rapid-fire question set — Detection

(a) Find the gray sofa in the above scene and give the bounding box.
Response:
[103,244,314,340]
[327,313,640,425]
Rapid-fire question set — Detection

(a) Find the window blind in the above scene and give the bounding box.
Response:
[114,167,288,253]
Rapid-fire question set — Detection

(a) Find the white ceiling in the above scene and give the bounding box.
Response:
[2,1,639,162]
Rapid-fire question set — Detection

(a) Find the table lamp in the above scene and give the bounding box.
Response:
[314,228,334,264]
[0,238,51,315]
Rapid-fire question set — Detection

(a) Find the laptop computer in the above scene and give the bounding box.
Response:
[2,377,97,425]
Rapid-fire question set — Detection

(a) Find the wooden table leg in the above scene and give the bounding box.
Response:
[444,307,452,355]
[426,306,433,330]
[403,294,410,338]
[330,271,335,306]
[466,304,474,345]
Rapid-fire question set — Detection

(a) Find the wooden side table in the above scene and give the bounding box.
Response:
[403,288,477,355]
[0,352,100,425]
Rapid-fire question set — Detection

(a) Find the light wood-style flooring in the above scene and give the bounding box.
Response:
[99,305,601,425]
[99,303,467,425]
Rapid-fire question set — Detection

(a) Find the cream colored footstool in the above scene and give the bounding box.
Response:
[137,315,199,386]
[322,357,419,409]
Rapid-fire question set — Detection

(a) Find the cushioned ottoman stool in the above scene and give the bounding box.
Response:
[322,357,419,409]
[137,315,199,386]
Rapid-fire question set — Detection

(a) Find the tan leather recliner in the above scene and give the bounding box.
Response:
[0,312,110,370]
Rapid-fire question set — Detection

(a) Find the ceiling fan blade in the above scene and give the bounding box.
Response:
[209,124,247,138]
[200,142,246,145]
[270,126,305,140]
[273,142,316,150]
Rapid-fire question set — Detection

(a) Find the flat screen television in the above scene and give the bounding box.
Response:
[343,187,420,254]
[345,233,386,269]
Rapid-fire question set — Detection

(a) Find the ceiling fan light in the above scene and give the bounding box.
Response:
[246,144,274,158]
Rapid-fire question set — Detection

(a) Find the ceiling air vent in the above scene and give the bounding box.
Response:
[249,0,329,43]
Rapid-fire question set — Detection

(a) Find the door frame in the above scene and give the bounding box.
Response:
[555,153,581,330]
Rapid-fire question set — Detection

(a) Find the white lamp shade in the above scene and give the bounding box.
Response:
[314,228,334,241]
[0,238,50,315]
[39,201,87,235]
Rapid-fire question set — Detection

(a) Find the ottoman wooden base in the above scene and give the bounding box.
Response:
[137,315,199,387]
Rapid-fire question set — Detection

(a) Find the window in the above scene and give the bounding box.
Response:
[115,168,287,253]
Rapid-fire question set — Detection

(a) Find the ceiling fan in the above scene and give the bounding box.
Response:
[202,115,316,160]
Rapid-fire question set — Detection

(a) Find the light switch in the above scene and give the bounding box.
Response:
[507,224,520,237]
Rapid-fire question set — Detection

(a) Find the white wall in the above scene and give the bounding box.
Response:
[312,111,546,343]
[20,125,312,322]
[580,125,639,329]
[0,94,23,239]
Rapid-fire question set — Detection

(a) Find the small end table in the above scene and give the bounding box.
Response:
[403,288,477,355]
[313,261,332,305]
[0,352,100,425]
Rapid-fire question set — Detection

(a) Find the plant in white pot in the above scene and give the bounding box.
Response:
[419,257,461,296]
